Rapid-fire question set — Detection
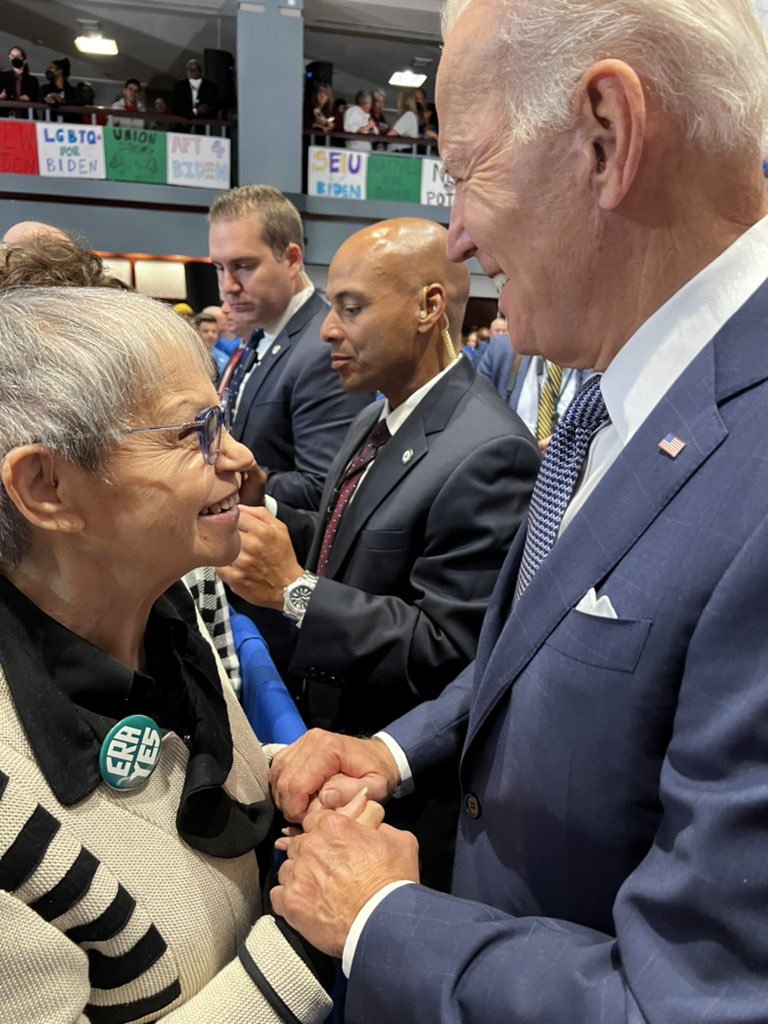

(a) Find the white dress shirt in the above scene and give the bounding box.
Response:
[345,212,768,976]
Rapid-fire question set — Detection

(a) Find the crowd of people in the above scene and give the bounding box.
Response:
[2,0,768,1021]
[0,46,225,127]
[304,82,438,149]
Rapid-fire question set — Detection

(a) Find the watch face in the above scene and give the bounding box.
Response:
[288,584,314,611]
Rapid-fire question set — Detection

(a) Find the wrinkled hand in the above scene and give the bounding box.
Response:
[271,792,419,957]
[239,462,267,507]
[270,729,401,824]
[218,505,302,609]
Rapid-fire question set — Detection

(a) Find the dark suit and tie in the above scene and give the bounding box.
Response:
[279,357,538,737]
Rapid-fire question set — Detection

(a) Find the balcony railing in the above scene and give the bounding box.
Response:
[0,99,231,136]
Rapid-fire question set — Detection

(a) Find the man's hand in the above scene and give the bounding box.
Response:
[217,505,303,609]
[271,797,419,957]
[270,729,401,824]
[239,462,267,507]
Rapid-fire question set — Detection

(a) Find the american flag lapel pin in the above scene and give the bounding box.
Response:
[658,433,686,459]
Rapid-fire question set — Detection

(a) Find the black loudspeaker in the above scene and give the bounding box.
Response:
[204,48,236,109]
[305,60,333,85]
[184,262,220,313]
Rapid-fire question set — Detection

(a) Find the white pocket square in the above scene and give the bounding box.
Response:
[575,587,618,620]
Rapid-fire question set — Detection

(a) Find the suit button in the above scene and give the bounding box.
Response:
[464,793,481,818]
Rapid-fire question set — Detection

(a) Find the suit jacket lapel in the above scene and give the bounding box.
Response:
[307,403,382,568]
[467,334,731,745]
[323,359,474,577]
[323,411,428,577]
[233,292,326,433]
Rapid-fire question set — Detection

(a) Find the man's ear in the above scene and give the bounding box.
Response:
[284,242,304,278]
[576,58,646,211]
[416,283,446,334]
[1,445,86,535]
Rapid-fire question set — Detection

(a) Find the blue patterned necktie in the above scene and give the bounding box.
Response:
[514,374,609,603]
[226,328,265,404]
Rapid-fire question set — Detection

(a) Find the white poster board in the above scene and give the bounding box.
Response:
[307,146,368,200]
[166,133,230,189]
[36,123,105,179]
[420,158,455,207]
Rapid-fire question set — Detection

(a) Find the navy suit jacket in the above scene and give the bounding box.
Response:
[230,291,370,511]
[346,279,768,1022]
[278,357,539,735]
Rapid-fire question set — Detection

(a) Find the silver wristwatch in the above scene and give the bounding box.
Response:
[282,571,319,624]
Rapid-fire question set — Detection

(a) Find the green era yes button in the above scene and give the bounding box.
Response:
[99,714,162,791]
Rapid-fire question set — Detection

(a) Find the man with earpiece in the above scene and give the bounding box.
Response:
[218,217,539,889]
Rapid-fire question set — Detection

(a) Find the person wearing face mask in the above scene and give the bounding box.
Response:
[42,57,80,123]
[172,58,219,129]
[0,46,39,115]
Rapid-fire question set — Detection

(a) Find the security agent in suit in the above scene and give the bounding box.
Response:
[209,184,370,512]
[220,217,539,887]
[266,1,768,1021]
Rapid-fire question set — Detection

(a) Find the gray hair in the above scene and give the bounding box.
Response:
[0,287,211,566]
[442,0,768,151]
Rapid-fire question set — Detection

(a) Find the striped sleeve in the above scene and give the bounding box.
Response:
[0,770,181,1022]
[0,771,331,1023]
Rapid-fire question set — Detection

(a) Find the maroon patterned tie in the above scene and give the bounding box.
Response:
[316,419,391,575]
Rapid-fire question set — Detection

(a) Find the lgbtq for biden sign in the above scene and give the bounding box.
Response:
[307,146,454,207]
[0,121,230,189]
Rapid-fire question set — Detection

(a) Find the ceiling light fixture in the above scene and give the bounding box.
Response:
[75,35,119,55]
[388,69,427,88]
[75,19,118,56]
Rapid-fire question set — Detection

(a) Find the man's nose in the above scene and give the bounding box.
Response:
[446,195,477,264]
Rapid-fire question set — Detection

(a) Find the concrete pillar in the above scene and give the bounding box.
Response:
[236,0,304,192]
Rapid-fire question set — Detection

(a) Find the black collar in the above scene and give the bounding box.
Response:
[0,576,273,858]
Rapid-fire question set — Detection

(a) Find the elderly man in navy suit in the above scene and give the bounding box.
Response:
[266,1,768,1021]
[220,217,539,888]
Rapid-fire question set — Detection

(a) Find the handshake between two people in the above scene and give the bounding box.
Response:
[269,729,422,958]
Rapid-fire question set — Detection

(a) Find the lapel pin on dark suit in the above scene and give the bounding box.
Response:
[401,448,414,464]
[271,344,281,355]
[658,433,686,459]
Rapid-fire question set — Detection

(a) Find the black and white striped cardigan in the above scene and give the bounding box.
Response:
[0,667,331,1024]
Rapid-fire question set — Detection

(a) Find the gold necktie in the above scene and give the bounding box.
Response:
[535,362,563,443]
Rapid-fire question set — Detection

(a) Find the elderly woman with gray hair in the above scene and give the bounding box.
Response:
[0,286,375,1022]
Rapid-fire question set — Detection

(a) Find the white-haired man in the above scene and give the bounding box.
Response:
[267,1,768,1021]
